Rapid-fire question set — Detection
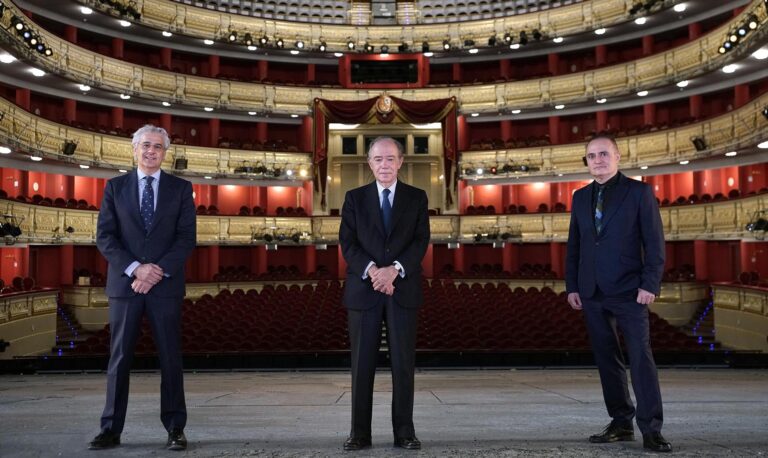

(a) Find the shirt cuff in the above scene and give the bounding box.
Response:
[362,261,376,279]
[393,261,405,278]
[125,261,140,278]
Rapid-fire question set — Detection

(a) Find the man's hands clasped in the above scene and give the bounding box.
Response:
[131,263,163,294]
[369,265,398,296]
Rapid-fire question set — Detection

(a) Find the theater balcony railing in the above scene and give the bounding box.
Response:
[712,284,768,352]
[459,92,768,177]
[0,1,764,117]
[0,288,59,359]
[2,192,766,246]
[0,98,313,178]
[81,0,632,53]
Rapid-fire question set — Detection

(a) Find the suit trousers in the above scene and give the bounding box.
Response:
[347,296,418,439]
[582,291,664,434]
[100,294,186,434]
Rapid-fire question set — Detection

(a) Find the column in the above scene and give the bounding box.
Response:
[595,45,607,66]
[422,244,434,278]
[208,246,220,281]
[643,103,656,125]
[111,107,124,129]
[159,113,172,133]
[547,53,559,75]
[500,120,512,142]
[60,245,74,286]
[64,99,77,123]
[452,62,462,83]
[16,88,30,110]
[208,55,220,78]
[209,118,220,147]
[689,95,702,119]
[499,59,511,79]
[256,122,268,143]
[258,60,268,80]
[548,116,560,145]
[111,38,124,59]
[596,110,608,132]
[549,242,563,278]
[739,241,752,274]
[65,25,77,43]
[305,245,316,275]
[642,35,654,55]
[502,243,518,274]
[457,115,469,150]
[734,85,750,109]
[160,47,172,68]
[307,63,316,83]
[693,240,709,281]
[453,245,465,274]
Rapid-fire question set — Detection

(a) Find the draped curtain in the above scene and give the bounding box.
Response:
[313,96,457,210]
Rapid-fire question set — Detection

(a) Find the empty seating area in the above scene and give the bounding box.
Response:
[213,265,334,281]
[437,263,557,280]
[0,276,39,294]
[218,137,301,152]
[658,187,768,207]
[173,0,348,23]
[71,279,701,356]
[195,205,307,216]
[0,190,98,210]
[419,0,581,23]
[466,202,567,215]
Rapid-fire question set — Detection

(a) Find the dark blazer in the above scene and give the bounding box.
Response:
[339,181,430,310]
[565,172,665,298]
[96,170,196,298]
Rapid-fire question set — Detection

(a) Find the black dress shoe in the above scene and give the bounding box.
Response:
[643,432,672,452]
[88,430,120,450]
[589,421,635,443]
[394,436,421,450]
[166,429,187,451]
[343,436,372,451]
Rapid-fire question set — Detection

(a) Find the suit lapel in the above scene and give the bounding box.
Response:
[123,170,142,228]
[598,173,630,234]
[367,182,386,237]
[389,182,407,236]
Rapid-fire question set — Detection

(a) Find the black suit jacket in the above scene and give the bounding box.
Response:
[339,181,430,310]
[96,170,196,298]
[565,172,665,298]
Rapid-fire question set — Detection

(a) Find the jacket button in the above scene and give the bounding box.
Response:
[595,242,599,247]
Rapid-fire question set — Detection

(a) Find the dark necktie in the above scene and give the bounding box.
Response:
[141,175,155,233]
[595,185,604,234]
[381,188,392,233]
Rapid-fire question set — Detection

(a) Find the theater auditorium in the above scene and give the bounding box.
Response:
[1,0,767,456]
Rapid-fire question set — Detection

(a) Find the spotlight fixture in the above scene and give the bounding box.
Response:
[748,15,759,30]
[442,39,451,51]
[347,40,355,50]
[519,31,528,45]
[487,36,497,46]
[319,41,327,52]
[503,32,512,43]
[244,33,253,45]
[260,35,269,45]
[364,42,374,53]
[295,40,304,49]
[532,29,542,41]
[761,105,768,120]
[422,42,432,56]
[228,31,237,42]
[397,42,409,52]
[11,16,23,31]
[276,38,284,48]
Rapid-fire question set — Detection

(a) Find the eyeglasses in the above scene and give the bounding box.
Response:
[139,142,166,152]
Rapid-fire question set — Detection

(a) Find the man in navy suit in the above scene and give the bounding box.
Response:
[565,134,671,453]
[89,125,196,451]
[339,137,430,451]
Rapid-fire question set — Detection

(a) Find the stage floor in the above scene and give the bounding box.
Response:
[2,368,767,457]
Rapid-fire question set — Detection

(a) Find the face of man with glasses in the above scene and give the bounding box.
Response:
[585,137,621,184]
[133,132,167,175]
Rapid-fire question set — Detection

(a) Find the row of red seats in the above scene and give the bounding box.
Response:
[0,191,97,210]
[466,202,568,215]
[73,279,701,355]
[196,205,308,216]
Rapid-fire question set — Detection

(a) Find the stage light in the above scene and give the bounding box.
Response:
[748,15,759,30]
[260,35,269,45]
[397,42,409,52]
[276,38,284,48]
[162,30,172,38]
[519,31,528,45]
[244,33,253,45]
[422,42,432,56]
[503,32,512,43]
[203,39,214,45]
[691,136,707,151]
[347,40,355,50]
[295,40,304,49]
[380,44,389,55]
[228,31,237,42]
[319,41,327,52]
[761,105,768,120]
[442,39,451,51]
[364,42,374,53]
[488,36,497,46]
[532,29,542,40]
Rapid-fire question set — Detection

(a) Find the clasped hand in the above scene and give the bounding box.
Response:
[369,265,398,296]
[131,263,163,294]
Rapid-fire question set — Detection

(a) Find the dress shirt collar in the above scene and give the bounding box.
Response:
[376,180,398,199]
[137,168,161,183]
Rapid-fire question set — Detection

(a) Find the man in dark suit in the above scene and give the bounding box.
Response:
[339,137,430,451]
[565,133,671,453]
[89,125,196,451]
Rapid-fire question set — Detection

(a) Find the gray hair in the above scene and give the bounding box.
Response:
[367,136,404,159]
[131,124,170,150]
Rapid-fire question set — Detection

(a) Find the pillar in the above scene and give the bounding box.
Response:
[209,118,220,147]
[111,38,124,59]
[59,245,74,286]
[642,35,654,55]
[739,241,752,274]
[452,63,462,82]
[499,59,511,79]
[307,63,316,83]
[64,99,77,123]
[256,122,268,143]
[547,53,559,75]
[595,45,607,66]
[502,243,518,274]
[549,242,563,278]
[159,113,172,133]
[111,107,124,129]
[160,47,172,68]
[596,110,608,132]
[65,25,77,43]
[208,246,220,281]
[208,55,220,77]
[16,88,30,110]
[548,116,560,145]
[253,246,268,275]
[258,60,268,80]
[693,240,709,281]
[500,120,512,142]
[453,246,465,274]
[643,103,656,125]
[734,84,750,109]
[457,115,469,150]
[305,245,316,275]
[689,95,702,119]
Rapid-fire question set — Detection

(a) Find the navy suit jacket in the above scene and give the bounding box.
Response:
[96,170,196,298]
[339,181,430,310]
[565,172,665,298]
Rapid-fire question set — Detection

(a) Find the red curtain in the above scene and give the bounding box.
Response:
[313,96,457,211]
